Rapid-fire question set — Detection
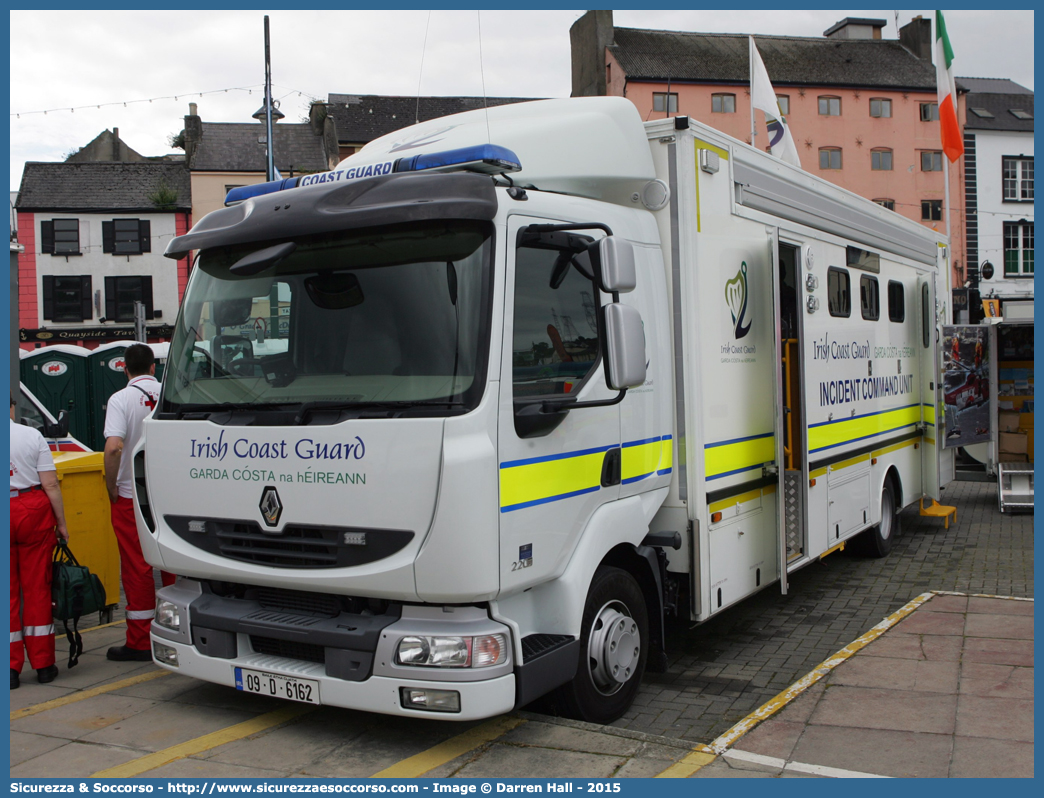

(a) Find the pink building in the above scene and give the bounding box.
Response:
[571,12,966,284]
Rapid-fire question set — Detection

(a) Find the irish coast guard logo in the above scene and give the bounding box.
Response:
[724,262,752,339]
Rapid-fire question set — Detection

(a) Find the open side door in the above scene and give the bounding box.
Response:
[768,229,787,595]
[918,272,942,500]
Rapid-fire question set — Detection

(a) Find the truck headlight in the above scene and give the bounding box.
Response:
[396,634,506,668]
[156,600,181,631]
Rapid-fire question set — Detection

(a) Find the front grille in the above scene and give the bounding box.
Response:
[256,587,341,618]
[166,516,414,569]
[218,523,337,567]
[250,635,326,664]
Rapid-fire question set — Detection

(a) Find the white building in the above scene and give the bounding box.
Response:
[960,78,1034,308]
[15,160,191,348]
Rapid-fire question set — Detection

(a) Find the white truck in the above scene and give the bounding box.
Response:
[143,97,953,723]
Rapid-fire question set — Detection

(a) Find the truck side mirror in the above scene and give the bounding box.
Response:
[604,304,647,390]
[43,409,70,440]
[590,237,636,294]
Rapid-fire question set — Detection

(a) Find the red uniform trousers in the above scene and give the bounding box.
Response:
[10,489,57,672]
[110,496,175,650]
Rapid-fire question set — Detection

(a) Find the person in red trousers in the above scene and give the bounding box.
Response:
[10,394,68,688]
[103,344,174,662]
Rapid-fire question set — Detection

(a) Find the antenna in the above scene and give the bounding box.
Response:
[415,11,432,125]
[477,11,491,144]
[263,16,276,182]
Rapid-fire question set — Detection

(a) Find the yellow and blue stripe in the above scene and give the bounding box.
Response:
[704,432,775,481]
[807,403,920,455]
[499,435,673,513]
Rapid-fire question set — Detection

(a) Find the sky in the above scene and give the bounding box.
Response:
[8,8,1035,192]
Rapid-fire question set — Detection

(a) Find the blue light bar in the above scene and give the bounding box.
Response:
[225,177,301,205]
[395,145,522,175]
[223,144,522,206]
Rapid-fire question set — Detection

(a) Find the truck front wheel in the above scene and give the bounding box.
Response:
[556,566,648,724]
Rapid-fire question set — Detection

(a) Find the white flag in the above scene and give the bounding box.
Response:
[750,37,801,168]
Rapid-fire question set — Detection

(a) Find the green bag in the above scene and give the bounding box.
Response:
[52,542,107,668]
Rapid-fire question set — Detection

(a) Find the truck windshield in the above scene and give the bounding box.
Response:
[161,220,493,416]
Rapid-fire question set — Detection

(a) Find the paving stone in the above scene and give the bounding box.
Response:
[732,718,805,760]
[955,695,1033,742]
[11,692,159,741]
[10,741,145,778]
[963,612,1033,640]
[891,610,966,636]
[808,686,956,735]
[453,743,623,778]
[79,701,258,751]
[923,594,968,613]
[958,664,1033,699]
[961,637,1034,667]
[147,758,287,778]
[826,655,959,693]
[500,722,641,757]
[967,597,1033,616]
[9,731,67,767]
[949,735,1034,778]
[788,725,952,778]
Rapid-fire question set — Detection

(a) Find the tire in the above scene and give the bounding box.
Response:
[856,479,899,558]
[555,566,648,724]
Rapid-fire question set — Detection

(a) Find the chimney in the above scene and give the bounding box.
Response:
[823,18,887,39]
[899,16,933,61]
[570,10,614,97]
[112,127,120,161]
[309,101,327,136]
[184,104,203,164]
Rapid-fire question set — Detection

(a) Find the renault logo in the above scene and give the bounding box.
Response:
[259,486,283,528]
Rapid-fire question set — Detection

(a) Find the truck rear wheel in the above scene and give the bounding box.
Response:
[855,479,899,558]
[556,566,648,724]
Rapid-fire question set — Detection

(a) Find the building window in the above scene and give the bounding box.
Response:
[1004,222,1034,276]
[102,219,152,256]
[860,275,880,321]
[42,275,92,322]
[921,151,944,172]
[818,96,841,116]
[776,95,790,115]
[653,92,678,114]
[40,219,81,255]
[827,267,851,318]
[920,102,939,121]
[711,93,736,114]
[874,199,896,211]
[871,149,893,171]
[105,276,155,322]
[869,98,892,118]
[921,200,943,221]
[1003,157,1034,201]
[887,280,905,323]
[819,147,842,170]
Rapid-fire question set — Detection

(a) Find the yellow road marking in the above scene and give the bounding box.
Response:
[655,746,716,778]
[372,715,525,778]
[654,591,935,776]
[92,704,315,778]
[11,669,171,721]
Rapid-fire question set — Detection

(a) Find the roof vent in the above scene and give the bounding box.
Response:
[970,108,995,118]
[1010,109,1033,120]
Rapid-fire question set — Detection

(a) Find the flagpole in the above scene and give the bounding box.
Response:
[749,36,756,147]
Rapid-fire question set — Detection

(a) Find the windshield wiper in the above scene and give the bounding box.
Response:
[173,402,282,419]
[293,400,464,425]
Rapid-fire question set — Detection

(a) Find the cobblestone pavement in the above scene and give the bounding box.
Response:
[608,481,1034,742]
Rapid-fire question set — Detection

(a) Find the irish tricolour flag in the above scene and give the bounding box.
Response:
[935,10,964,163]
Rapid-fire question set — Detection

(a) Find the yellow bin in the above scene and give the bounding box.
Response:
[52,452,120,616]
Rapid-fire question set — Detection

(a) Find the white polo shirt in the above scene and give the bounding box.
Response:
[10,419,56,491]
[103,375,161,499]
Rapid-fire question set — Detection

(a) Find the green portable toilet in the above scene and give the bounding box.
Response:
[19,345,92,446]
[87,342,132,452]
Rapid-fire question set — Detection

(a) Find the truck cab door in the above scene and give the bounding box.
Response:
[919,272,943,499]
[497,215,622,593]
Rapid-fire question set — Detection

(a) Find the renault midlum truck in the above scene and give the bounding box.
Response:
[141,98,952,723]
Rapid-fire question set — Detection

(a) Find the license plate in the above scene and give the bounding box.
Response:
[235,667,320,704]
